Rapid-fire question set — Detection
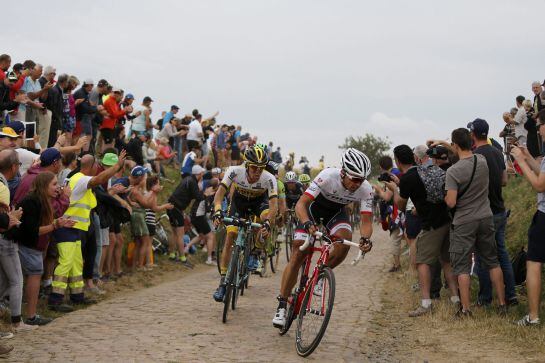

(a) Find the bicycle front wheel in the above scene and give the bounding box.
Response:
[295,267,336,357]
[215,226,226,275]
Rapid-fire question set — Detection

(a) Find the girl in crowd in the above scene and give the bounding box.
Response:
[15,172,74,326]
[144,176,173,268]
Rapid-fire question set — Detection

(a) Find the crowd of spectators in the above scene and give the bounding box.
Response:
[0,53,285,355]
[373,79,545,325]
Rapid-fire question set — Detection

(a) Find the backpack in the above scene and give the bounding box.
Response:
[416,164,446,204]
[511,247,527,286]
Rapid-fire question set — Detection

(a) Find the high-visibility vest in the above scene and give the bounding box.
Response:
[64,172,97,231]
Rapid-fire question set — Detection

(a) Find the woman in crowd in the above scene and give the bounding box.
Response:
[511,122,545,326]
[58,152,77,185]
[522,99,540,157]
[15,172,74,325]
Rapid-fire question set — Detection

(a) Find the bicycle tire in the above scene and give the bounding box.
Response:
[295,267,336,357]
[232,248,244,310]
[215,226,226,275]
[222,244,239,323]
[285,222,292,262]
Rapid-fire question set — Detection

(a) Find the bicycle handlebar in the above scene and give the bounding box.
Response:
[222,217,262,229]
[299,231,367,263]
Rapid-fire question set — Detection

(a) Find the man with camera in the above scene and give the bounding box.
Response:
[432,128,506,317]
[373,156,403,272]
[384,145,460,317]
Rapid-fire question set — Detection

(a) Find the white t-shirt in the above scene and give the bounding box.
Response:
[16,148,39,176]
[187,120,203,142]
[132,105,148,132]
[514,106,528,142]
[70,175,93,202]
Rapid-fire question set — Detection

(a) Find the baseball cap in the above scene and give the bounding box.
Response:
[40,148,62,167]
[6,121,25,134]
[171,105,179,110]
[83,78,94,85]
[131,166,149,177]
[211,167,222,174]
[467,118,489,137]
[112,87,122,93]
[112,176,129,188]
[143,96,153,103]
[192,165,205,175]
[97,79,109,87]
[0,127,20,138]
[125,93,134,100]
[427,145,449,160]
[102,153,118,166]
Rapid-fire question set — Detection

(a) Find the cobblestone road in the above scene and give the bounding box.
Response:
[12,231,390,362]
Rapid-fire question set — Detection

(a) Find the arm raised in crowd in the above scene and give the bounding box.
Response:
[512,146,545,192]
[88,150,126,189]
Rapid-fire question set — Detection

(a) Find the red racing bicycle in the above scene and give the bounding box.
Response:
[278,231,366,357]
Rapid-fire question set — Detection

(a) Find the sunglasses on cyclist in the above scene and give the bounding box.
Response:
[344,174,365,183]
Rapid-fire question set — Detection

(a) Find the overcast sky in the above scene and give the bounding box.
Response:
[3,0,544,166]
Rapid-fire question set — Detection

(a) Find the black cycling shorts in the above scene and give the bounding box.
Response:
[294,202,351,240]
[191,215,211,235]
[227,196,269,220]
[167,207,185,228]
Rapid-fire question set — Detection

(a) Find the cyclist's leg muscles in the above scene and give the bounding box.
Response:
[325,209,353,268]
[220,227,238,274]
[280,230,310,297]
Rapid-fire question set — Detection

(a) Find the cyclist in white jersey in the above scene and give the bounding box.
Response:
[272,148,374,328]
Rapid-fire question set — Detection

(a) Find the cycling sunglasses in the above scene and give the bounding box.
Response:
[345,174,365,183]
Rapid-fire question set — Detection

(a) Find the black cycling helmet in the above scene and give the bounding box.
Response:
[243,145,269,167]
[265,160,279,175]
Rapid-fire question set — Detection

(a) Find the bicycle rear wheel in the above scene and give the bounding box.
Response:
[295,267,336,357]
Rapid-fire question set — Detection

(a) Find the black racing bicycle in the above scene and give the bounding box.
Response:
[220,216,262,323]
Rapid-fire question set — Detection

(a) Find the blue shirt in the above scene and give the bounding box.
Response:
[163,111,174,125]
[232,130,241,148]
[216,131,226,149]
[181,151,196,175]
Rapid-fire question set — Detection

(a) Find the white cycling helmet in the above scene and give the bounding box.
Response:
[341,148,371,178]
[284,171,298,183]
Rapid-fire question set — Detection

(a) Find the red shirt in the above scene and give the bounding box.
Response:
[9,75,26,100]
[101,97,126,130]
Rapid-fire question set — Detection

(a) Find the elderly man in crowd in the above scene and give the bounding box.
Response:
[20,64,53,144]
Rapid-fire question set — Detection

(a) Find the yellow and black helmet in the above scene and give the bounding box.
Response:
[243,145,269,167]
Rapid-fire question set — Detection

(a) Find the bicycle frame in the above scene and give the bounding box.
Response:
[223,217,261,288]
[290,232,365,317]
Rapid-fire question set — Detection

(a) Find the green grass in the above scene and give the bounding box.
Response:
[503,175,536,255]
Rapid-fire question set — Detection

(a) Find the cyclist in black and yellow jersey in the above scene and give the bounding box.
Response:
[298,173,311,190]
[212,145,278,302]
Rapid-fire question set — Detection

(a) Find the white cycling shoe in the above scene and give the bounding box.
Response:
[272,308,286,328]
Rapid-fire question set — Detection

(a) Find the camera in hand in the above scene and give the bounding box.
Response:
[378,172,392,183]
